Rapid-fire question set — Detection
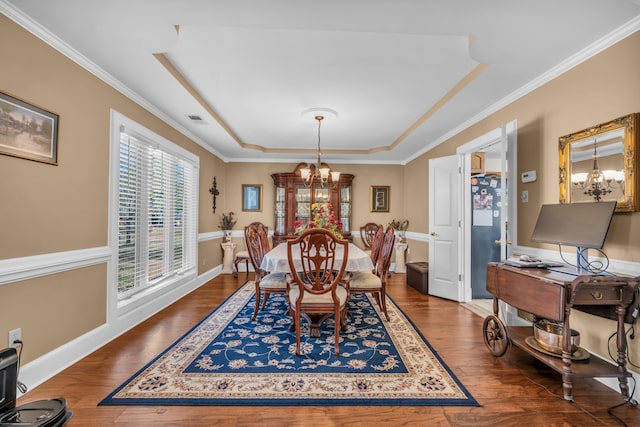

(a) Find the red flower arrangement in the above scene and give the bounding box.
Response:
[294,203,343,238]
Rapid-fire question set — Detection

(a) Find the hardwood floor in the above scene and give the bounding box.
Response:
[17,273,638,426]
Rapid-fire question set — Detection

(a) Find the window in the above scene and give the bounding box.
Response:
[110,111,198,302]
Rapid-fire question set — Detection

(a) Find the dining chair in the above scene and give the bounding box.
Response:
[286,228,350,356]
[360,222,382,251]
[368,225,385,269]
[347,224,396,321]
[245,222,287,321]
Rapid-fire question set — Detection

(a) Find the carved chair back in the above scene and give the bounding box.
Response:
[360,222,382,250]
[244,222,269,278]
[376,225,396,278]
[287,228,349,302]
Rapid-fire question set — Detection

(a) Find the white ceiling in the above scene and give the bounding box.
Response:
[3,0,640,165]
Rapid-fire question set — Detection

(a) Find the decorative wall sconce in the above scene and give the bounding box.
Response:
[208,177,219,213]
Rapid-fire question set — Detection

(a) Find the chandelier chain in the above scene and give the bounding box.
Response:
[316,115,323,168]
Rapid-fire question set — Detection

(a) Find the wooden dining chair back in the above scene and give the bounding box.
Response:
[368,225,385,272]
[245,222,287,321]
[347,224,396,321]
[377,225,397,278]
[286,228,350,356]
[360,222,381,251]
[245,222,267,272]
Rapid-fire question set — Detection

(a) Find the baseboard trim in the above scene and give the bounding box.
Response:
[16,266,221,395]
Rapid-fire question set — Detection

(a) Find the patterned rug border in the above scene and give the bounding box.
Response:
[100,282,478,406]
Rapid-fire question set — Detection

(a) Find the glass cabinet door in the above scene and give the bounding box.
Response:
[340,184,351,232]
[275,186,285,234]
[295,186,311,223]
[314,186,330,204]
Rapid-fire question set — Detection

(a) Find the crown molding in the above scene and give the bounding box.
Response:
[0,1,227,162]
[404,16,640,164]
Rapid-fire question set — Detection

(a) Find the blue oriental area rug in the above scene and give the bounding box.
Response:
[100,282,477,406]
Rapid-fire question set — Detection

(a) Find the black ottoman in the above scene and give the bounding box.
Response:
[406,262,429,294]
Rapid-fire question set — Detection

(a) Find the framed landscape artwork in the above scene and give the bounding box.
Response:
[370,186,390,212]
[242,184,263,212]
[0,91,59,165]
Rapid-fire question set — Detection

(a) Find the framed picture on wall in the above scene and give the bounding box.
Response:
[370,186,390,212]
[242,184,263,212]
[0,91,59,165]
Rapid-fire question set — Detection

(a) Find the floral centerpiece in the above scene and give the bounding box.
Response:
[389,219,409,242]
[294,203,343,239]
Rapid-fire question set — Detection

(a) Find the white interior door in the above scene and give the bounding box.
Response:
[428,155,462,301]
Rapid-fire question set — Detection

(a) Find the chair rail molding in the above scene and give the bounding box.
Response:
[0,246,111,286]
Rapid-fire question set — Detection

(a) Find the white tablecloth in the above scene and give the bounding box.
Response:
[260,243,374,273]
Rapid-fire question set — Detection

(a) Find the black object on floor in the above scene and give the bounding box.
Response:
[0,348,72,426]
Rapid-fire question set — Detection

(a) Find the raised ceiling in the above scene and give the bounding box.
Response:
[3,0,640,165]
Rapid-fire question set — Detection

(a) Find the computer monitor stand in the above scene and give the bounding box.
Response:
[546,246,596,276]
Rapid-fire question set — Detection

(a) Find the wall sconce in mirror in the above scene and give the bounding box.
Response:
[559,113,639,212]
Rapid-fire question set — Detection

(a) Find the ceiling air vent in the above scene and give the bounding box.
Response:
[186,114,207,124]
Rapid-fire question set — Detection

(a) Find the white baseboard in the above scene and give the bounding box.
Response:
[16,265,221,396]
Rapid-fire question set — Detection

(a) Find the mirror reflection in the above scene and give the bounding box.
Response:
[559,113,638,212]
[569,128,624,202]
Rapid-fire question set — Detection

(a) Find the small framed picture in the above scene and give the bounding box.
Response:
[0,91,59,165]
[370,186,390,212]
[242,184,263,212]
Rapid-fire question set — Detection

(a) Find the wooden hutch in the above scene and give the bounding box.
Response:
[271,163,354,244]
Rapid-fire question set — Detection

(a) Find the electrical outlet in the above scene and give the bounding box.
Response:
[8,328,21,348]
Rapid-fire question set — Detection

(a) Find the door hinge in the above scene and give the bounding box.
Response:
[459,273,463,281]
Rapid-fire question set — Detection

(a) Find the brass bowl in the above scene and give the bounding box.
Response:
[533,321,580,354]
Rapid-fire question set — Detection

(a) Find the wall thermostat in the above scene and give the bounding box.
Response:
[521,170,537,183]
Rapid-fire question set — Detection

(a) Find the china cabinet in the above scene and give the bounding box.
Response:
[271,163,353,244]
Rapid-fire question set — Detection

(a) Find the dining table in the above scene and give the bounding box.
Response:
[260,242,374,274]
[259,242,374,337]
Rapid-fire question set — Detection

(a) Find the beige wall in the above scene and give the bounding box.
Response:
[404,31,640,370]
[0,15,227,363]
[225,163,405,252]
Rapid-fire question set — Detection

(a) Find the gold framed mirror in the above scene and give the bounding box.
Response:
[559,113,639,212]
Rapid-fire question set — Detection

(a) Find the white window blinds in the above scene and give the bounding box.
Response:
[117,125,197,300]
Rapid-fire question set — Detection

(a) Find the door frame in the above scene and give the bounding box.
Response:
[456,121,517,302]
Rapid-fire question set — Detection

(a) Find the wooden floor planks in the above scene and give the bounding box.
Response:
[16,273,639,426]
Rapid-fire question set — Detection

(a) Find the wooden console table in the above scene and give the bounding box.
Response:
[484,262,639,401]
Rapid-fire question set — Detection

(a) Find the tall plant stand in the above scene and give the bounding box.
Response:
[221,242,236,274]
[393,242,408,273]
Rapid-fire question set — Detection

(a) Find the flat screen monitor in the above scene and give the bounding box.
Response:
[531,201,616,249]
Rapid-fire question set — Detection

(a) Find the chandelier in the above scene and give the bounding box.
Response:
[300,109,340,187]
[571,142,624,201]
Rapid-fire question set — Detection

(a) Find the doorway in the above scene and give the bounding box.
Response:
[427,122,516,304]
[459,121,517,304]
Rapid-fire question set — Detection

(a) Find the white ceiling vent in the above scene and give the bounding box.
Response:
[187,114,207,124]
